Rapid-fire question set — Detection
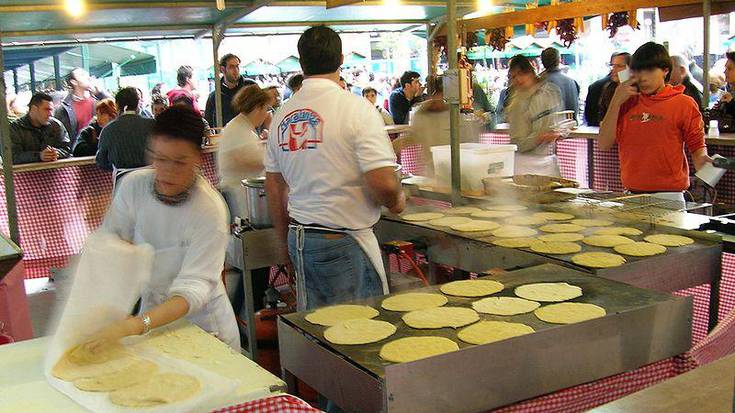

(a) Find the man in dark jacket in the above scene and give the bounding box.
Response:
[96,87,155,171]
[204,53,257,128]
[389,71,423,124]
[9,92,71,164]
[540,47,579,120]
[53,67,108,147]
[671,55,704,111]
[584,52,631,126]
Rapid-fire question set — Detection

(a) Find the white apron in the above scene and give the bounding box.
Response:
[291,225,388,312]
[514,152,561,177]
[141,245,241,350]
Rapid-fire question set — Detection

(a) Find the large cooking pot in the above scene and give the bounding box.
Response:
[242,177,272,229]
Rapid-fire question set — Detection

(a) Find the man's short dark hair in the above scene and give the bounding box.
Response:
[631,42,673,82]
[361,87,377,97]
[115,87,140,113]
[172,95,195,108]
[287,73,304,91]
[540,48,561,70]
[297,26,342,76]
[151,106,204,149]
[611,52,632,66]
[727,52,735,64]
[219,53,240,68]
[399,71,420,88]
[176,65,194,87]
[509,54,535,74]
[29,91,53,108]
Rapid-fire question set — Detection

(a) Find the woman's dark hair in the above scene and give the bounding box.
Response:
[176,65,194,87]
[287,73,304,91]
[362,87,378,97]
[232,85,271,115]
[630,42,673,82]
[297,26,342,76]
[115,87,140,113]
[727,52,735,64]
[28,91,53,108]
[509,55,535,74]
[151,106,204,149]
[95,98,117,118]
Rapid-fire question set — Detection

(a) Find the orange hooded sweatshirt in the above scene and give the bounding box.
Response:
[615,84,705,192]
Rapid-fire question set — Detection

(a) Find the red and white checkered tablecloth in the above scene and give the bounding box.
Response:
[210,395,320,413]
[591,142,625,192]
[707,144,735,204]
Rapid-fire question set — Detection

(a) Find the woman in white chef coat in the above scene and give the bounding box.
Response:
[86,106,240,350]
[505,54,563,177]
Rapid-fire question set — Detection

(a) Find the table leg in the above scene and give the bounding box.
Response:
[283,369,298,394]
[242,269,258,361]
[587,139,595,189]
[709,275,722,332]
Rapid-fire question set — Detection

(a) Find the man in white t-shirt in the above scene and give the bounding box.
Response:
[265,26,405,311]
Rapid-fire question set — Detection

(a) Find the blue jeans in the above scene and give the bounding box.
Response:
[288,229,382,310]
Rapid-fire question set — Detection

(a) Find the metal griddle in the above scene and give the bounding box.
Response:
[279,263,692,413]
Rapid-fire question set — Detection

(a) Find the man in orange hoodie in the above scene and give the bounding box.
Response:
[599,42,711,202]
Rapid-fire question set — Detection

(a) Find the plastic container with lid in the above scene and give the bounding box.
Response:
[431,143,517,192]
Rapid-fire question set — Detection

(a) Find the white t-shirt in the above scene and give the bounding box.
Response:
[265,78,396,230]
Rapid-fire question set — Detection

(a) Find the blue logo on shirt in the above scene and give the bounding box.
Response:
[278,109,324,152]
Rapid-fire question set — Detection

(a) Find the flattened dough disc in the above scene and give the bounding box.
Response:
[538,233,584,242]
[529,241,582,255]
[532,212,575,221]
[440,279,504,297]
[402,307,480,329]
[492,225,538,238]
[514,282,582,302]
[486,204,528,212]
[450,220,500,232]
[490,237,537,248]
[458,321,534,345]
[614,242,667,257]
[644,234,695,247]
[472,297,540,315]
[382,293,448,312]
[505,216,548,226]
[380,337,459,363]
[471,210,513,219]
[73,359,158,392]
[428,216,472,227]
[594,227,643,236]
[539,223,585,233]
[402,212,444,222]
[571,219,613,227]
[571,252,626,268]
[109,373,200,407]
[534,302,606,324]
[323,319,397,345]
[444,206,483,215]
[305,305,379,326]
[583,235,635,248]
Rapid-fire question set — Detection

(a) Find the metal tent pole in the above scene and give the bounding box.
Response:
[447,0,461,203]
[212,25,224,129]
[0,37,20,244]
[703,0,711,106]
[427,23,434,76]
[53,55,62,90]
[29,63,36,92]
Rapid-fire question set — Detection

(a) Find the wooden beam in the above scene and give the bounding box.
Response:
[229,19,429,27]
[659,0,735,21]
[326,0,365,8]
[458,0,703,33]
[0,2,255,13]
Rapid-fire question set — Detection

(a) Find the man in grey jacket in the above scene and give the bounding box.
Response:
[540,47,579,120]
[96,87,155,171]
[8,92,71,164]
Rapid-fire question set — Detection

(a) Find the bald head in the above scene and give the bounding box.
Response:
[669,55,690,86]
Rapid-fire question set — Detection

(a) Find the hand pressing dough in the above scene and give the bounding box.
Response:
[444,206,483,215]
[402,212,445,222]
[583,235,635,248]
[52,344,135,381]
[450,220,500,232]
[486,204,528,212]
[538,233,584,242]
[471,210,514,219]
[490,237,537,248]
[644,234,695,247]
[532,212,575,221]
[402,307,480,329]
[534,302,606,324]
[73,359,158,392]
[109,373,200,407]
[514,282,582,302]
[492,225,538,238]
[382,293,448,312]
[323,319,397,345]
[505,216,548,226]
[539,223,585,233]
[380,336,459,363]
[472,297,540,315]
[571,219,613,227]
[571,252,626,268]
[305,305,379,326]
[66,342,129,366]
[440,279,504,297]
[428,216,473,227]
[457,321,534,345]
[529,241,582,255]
[614,242,667,257]
[594,227,643,236]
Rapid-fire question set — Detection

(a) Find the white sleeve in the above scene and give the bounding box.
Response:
[351,99,397,173]
[99,176,135,242]
[167,198,229,315]
[264,116,281,173]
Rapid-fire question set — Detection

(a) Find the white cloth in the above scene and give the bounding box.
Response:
[514,153,561,177]
[265,78,397,230]
[101,169,240,350]
[217,114,266,219]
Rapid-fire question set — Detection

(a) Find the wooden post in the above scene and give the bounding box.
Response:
[0,37,20,244]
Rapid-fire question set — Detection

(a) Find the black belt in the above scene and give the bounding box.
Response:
[289,219,350,233]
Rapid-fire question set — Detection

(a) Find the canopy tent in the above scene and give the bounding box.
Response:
[342,51,367,67]
[276,55,301,73]
[242,59,281,75]
[466,36,576,60]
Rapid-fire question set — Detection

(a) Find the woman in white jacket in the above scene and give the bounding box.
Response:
[84,106,240,350]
